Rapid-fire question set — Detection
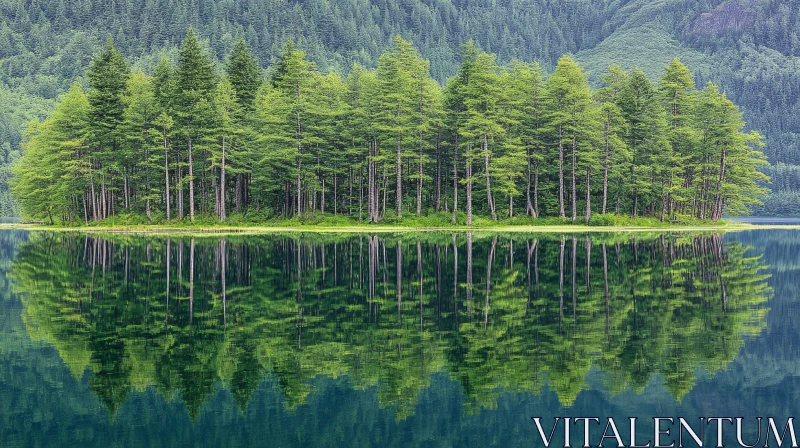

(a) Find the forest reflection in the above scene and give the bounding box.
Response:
[10,232,771,419]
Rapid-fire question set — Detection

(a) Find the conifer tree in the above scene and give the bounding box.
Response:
[659,58,697,220]
[11,84,90,223]
[153,57,178,220]
[121,71,158,219]
[211,78,241,221]
[374,36,430,217]
[344,64,379,221]
[505,61,545,218]
[175,28,216,222]
[618,69,670,217]
[86,37,130,220]
[263,41,319,217]
[462,52,505,221]
[545,56,593,221]
[594,65,629,215]
[225,38,262,112]
[225,38,262,214]
[443,41,478,224]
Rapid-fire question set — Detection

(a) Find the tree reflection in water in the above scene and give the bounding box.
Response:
[10,232,771,419]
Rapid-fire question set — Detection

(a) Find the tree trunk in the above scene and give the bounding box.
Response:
[452,133,459,224]
[466,154,473,226]
[90,169,98,222]
[571,131,577,221]
[164,127,170,222]
[382,166,388,219]
[602,118,609,215]
[558,125,565,218]
[526,146,534,216]
[188,136,195,222]
[368,142,375,222]
[396,137,402,217]
[213,175,219,219]
[713,149,728,222]
[177,164,183,219]
[235,174,242,214]
[296,157,302,218]
[416,133,423,217]
[534,161,540,218]
[435,129,442,212]
[483,134,496,220]
[585,168,591,223]
[124,175,129,210]
[101,179,107,220]
[349,167,353,216]
[220,136,226,221]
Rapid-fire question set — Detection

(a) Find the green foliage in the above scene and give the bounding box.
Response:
[8,32,771,226]
[8,232,771,417]
[0,0,799,215]
[10,83,90,224]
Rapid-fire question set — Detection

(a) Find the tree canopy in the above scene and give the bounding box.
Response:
[9,34,770,225]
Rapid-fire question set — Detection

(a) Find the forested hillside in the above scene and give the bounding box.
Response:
[1,0,798,216]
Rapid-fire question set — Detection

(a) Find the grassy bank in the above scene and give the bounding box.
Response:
[1,211,785,235]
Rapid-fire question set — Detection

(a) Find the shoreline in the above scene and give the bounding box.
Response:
[1,222,798,235]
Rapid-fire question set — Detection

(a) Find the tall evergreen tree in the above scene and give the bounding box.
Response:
[225,38,262,215]
[264,41,319,217]
[153,57,178,220]
[505,61,545,218]
[225,38,262,112]
[374,36,431,217]
[443,41,478,224]
[86,36,130,221]
[594,65,629,215]
[175,28,217,222]
[11,83,90,223]
[461,52,505,221]
[618,70,671,218]
[659,58,697,220]
[545,56,593,221]
[121,71,159,219]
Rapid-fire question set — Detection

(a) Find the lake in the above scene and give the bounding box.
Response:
[0,229,795,447]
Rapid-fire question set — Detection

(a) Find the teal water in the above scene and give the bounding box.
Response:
[0,230,794,447]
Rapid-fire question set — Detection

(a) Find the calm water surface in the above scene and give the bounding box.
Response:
[0,229,795,447]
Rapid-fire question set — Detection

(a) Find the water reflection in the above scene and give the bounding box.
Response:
[10,232,771,420]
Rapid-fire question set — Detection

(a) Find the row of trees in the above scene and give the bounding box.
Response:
[11,232,770,418]
[10,31,770,224]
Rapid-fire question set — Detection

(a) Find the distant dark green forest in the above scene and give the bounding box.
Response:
[1,0,799,216]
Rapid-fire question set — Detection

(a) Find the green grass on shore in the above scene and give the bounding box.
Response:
[1,211,788,234]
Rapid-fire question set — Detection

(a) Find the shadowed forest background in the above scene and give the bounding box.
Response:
[1,0,799,217]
